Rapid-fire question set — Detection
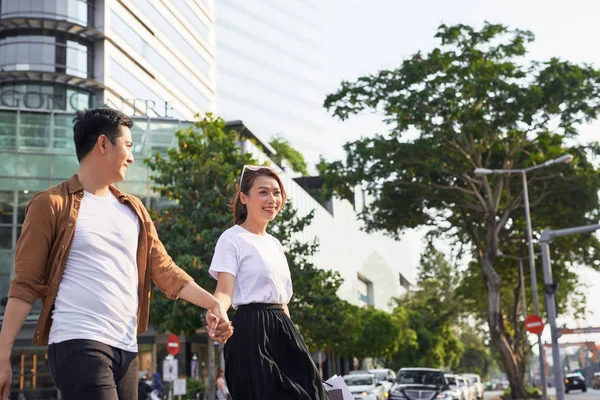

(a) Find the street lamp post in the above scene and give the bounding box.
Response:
[474,154,573,400]
[540,224,600,400]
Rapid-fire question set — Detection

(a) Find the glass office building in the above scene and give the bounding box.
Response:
[0,107,214,398]
[0,0,216,119]
[0,1,217,396]
[215,0,327,163]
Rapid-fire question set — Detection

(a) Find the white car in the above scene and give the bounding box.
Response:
[444,374,466,400]
[369,368,396,395]
[463,373,484,400]
[456,376,475,400]
[343,373,387,400]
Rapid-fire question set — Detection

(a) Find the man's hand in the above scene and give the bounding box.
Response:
[206,309,234,343]
[0,358,12,400]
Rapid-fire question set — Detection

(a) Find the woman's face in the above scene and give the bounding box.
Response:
[240,175,283,223]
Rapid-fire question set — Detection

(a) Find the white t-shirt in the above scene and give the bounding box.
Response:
[49,190,140,352]
[208,225,293,309]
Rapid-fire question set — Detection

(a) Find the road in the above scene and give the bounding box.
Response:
[484,388,600,399]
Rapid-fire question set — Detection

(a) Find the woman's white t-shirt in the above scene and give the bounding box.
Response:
[208,225,293,309]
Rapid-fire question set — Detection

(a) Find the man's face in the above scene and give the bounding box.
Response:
[104,126,134,183]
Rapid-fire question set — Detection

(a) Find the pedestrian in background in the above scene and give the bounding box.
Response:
[216,368,230,400]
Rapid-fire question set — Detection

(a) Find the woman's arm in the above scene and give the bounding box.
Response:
[283,304,290,318]
[206,272,236,343]
[214,272,235,310]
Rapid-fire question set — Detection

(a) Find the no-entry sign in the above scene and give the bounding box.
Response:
[167,334,180,356]
[524,315,545,335]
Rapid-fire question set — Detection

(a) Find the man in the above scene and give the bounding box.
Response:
[0,108,232,399]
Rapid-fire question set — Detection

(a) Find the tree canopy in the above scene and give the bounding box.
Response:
[320,22,600,398]
[270,135,309,175]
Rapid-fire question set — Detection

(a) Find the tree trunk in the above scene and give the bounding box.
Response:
[481,218,528,399]
[207,336,216,400]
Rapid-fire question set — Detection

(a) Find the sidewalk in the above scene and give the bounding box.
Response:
[484,389,558,400]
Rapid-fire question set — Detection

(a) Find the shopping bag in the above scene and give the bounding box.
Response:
[323,375,354,400]
[326,389,344,400]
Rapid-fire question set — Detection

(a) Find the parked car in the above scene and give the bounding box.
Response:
[369,368,396,394]
[457,376,476,400]
[389,368,451,400]
[564,373,587,393]
[343,373,387,400]
[462,373,484,399]
[444,374,466,400]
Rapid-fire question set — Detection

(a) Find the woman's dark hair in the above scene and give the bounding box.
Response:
[72,108,134,162]
[230,167,287,225]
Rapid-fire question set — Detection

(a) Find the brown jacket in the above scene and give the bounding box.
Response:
[8,175,193,345]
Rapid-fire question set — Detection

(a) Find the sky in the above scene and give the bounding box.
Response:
[314,0,600,342]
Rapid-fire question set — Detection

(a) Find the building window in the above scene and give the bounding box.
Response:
[135,0,212,77]
[170,0,211,42]
[0,0,93,26]
[110,11,212,111]
[0,35,93,79]
[9,347,57,398]
[357,273,374,307]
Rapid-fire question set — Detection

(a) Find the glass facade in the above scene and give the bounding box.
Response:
[0,108,193,303]
[133,0,212,79]
[0,0,92,26]
[0,107,213,399]
[0,34,93,78]
[105,0,215,119]
[109,11,211,110]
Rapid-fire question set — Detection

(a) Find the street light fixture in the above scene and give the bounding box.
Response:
[474,154,573,176]
[474,154,574,400]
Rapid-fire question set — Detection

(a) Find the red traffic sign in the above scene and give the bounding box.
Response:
[166,334,180,356]
[524,315,545,335]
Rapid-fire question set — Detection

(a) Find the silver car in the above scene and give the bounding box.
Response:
[343,373,387,400]
[444,374,466,400]
[462,373,484,400]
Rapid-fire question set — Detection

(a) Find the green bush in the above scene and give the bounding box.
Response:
[184,378,205,400]
[502,386,541,399]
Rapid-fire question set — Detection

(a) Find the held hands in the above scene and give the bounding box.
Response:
[206,301,234,344]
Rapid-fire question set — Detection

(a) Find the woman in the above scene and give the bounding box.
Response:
[216,368,230,400]
[208,165,326,400]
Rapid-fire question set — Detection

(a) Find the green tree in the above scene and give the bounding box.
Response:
[320,22,600,398]
[391,247,464,370]
[456,327,497,380]
[145,114,403,373]
[145,115,348,341]
[270,135,308,175]
[146,115,251,335]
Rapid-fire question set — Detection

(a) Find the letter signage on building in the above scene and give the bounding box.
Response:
[0,88,174,118]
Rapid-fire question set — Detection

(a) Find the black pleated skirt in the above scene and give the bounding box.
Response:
[224,303,327,400]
